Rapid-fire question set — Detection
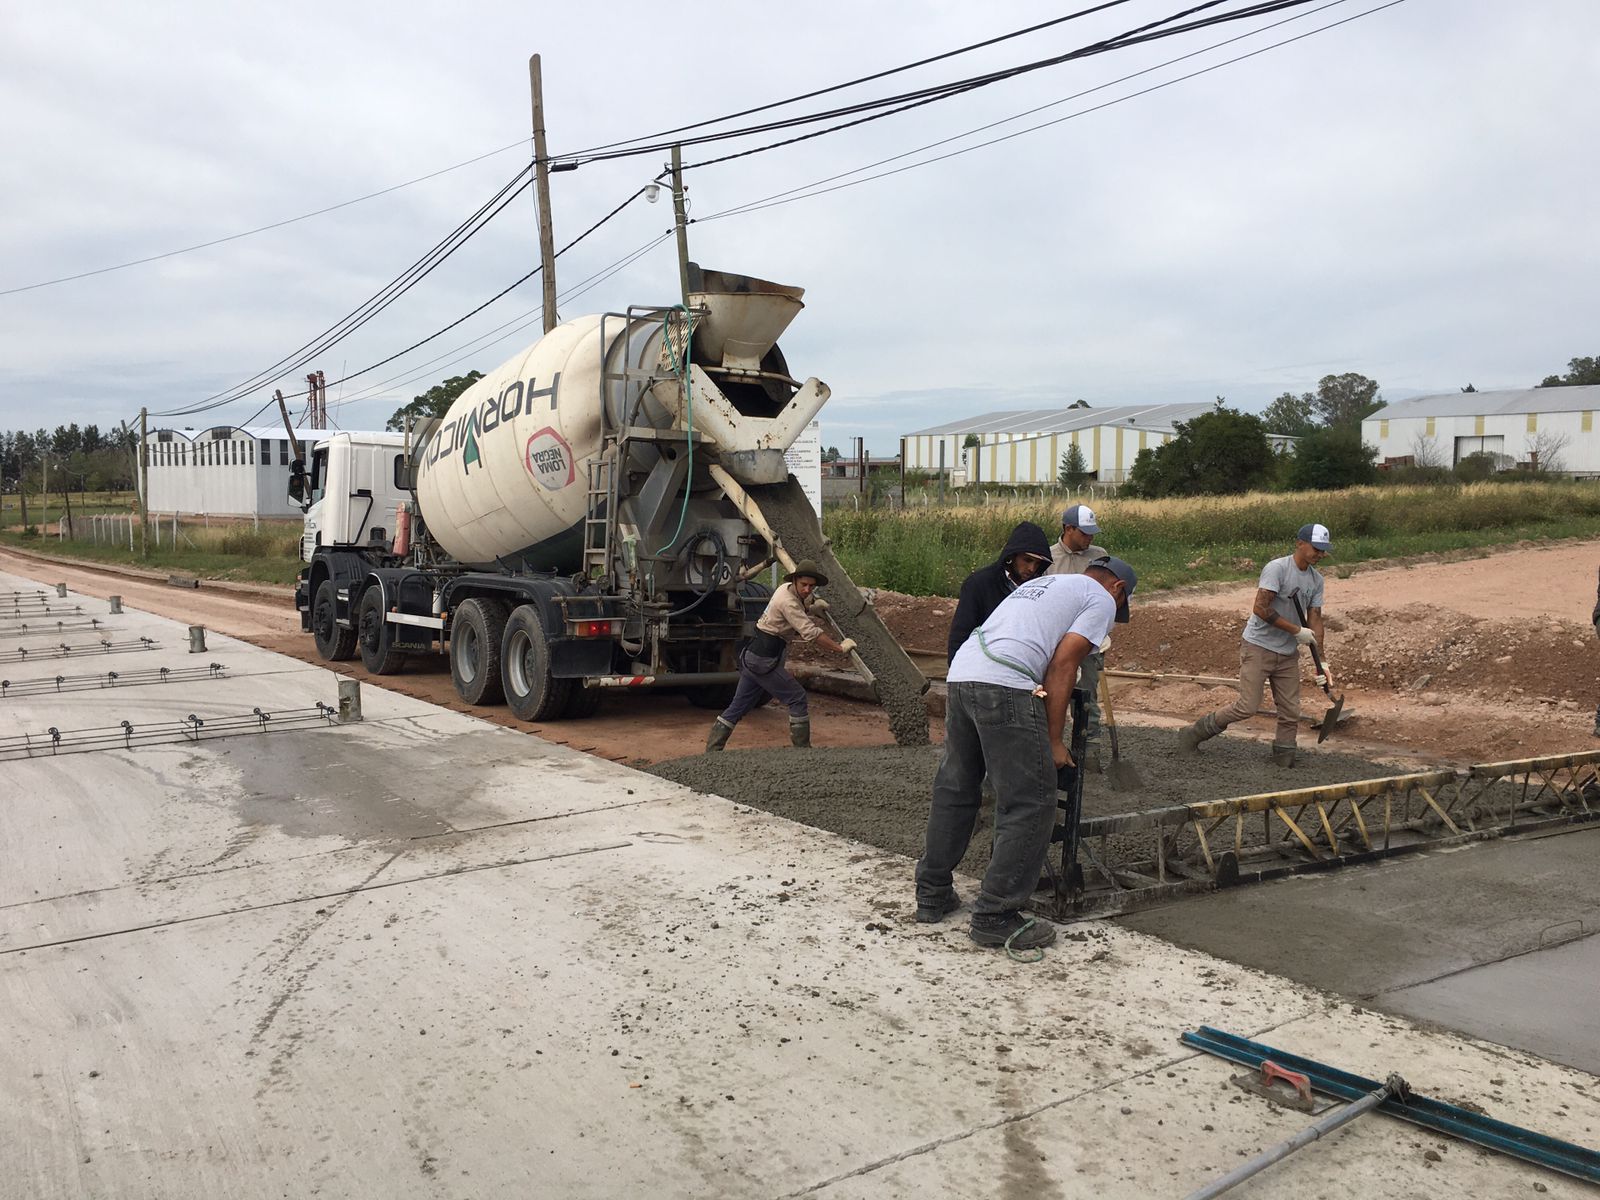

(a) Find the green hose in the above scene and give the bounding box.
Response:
[652,304,694,556]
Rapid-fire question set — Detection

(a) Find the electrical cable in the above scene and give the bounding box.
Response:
[0,139,529,297]
[153,165,535,418]
[559,1,1140,158]
[697,0,1402,223]
[555,0,1315,170]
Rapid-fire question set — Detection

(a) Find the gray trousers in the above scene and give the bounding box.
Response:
[719,645,808,725]
[916,680,1057,916]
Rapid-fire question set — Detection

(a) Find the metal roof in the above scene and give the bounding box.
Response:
[908,403,1213,437]
[1370,385,1600,421]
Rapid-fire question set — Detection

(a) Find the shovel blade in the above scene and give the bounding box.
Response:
[1315,693,1346,744]
[1106,757,1145,793]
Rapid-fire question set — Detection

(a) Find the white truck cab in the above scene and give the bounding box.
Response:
[294,432,410,561]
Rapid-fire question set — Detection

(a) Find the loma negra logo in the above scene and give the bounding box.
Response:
[525,427,574,491]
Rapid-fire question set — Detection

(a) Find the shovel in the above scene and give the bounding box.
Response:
[1291,594,1345,744]
[1097,672,1145,792]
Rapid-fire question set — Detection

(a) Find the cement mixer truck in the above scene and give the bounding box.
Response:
[290,266,927,738]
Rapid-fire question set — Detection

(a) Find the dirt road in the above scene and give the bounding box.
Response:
[8,538,1596,767]
[0,545,930,764]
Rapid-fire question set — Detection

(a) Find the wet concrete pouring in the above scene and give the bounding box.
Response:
[650,724,1411,881]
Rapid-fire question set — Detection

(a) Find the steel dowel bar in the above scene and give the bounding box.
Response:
[0,639,160,664]
[0,705,340,761]
[1181,1027,1600,1183]
[0,664,227,700]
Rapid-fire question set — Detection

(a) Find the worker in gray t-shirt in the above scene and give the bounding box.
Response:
[1177,523,1332,767]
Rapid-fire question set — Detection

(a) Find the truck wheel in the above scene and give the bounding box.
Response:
[684,683,737,710]
[563,683,602,719]
[357,588,407,676]
[451,598,509,705]
[312,579,357,661]
[502,604,572,721]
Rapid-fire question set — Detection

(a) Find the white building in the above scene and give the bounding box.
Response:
[904,404,1217,485]
[1362,385,1600,476]
[142,425,337,518]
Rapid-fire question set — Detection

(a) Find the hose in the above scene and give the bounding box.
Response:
[652,305,695,555]
[662,528,727,619]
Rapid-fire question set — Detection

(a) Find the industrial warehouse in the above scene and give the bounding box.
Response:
[1363,384,1600,475]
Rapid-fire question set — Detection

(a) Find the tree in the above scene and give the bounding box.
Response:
[386,371,484,432]
[821,445,841,463]
[1285,425,1379,490]
[1410,432,1445,469]
[1124,407,1274,498]
[1067,399,1092,409]
[1057,441,1090,487]
[1310,373,1383,427]
[1460,383,1477,393]
[1261,391,1316,438]
[1525,430,1571,472]
[1538,356,1600,388]
[1454,451,1499,482]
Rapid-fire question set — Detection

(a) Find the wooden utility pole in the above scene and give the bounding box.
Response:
[137,407,149,558]
[670,144,692,308]
[528,54,560,333]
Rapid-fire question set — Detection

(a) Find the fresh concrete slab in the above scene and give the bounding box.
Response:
[2,568,1595,1199]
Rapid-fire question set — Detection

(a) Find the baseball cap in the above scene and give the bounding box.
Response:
[1087,555,1137,623]
[1296,523,1333,552]
[1061,503,1099,535]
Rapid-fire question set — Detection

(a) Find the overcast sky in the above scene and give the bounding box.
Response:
[3,0,1597,452]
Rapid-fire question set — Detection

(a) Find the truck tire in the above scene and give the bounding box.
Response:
[501,604,572,721]
[312,579,357,661]
[357,588,407,676]
[684,683,737,710]
[563,682,602,719]
[451,597,509,705]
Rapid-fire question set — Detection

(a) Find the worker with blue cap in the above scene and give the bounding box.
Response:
[1048,503,1110,770]
[1177,523,1333,768]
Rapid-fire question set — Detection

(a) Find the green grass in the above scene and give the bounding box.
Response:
[0,522,303,587]
[823,480,1600,595]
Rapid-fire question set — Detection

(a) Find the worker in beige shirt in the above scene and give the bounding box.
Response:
[1047,504,1110,769]
[706,559,856,751]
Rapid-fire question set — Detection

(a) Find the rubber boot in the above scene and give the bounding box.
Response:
[1271,743,1297,768]
[789,717,812,749]
[1176,713,1221,755]
[705,718,734,753]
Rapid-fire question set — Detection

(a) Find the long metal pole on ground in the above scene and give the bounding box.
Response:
[528,54,560,334]
[1183,1076,1407,1200]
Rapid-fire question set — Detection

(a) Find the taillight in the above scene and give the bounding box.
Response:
[576,619,614,638]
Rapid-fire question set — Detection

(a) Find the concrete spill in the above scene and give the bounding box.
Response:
[650,726,1415,879]
[750,479,930,746]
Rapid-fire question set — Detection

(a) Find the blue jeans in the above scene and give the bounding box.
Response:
[916,680,1057,916]
[719,644,809,725]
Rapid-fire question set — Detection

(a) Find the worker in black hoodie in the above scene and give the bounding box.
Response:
[946,521,1053,662]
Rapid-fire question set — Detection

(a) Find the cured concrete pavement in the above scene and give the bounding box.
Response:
[1,568,1595,1198]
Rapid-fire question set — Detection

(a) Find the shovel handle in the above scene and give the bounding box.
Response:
[1289,594,1333,697]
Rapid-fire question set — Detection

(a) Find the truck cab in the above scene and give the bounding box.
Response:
[295,432,410,561]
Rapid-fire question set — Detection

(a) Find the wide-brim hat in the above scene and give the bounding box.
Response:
[784,559,829,587]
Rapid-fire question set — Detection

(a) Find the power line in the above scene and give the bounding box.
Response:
[560,1,1140,158]
[557,0,1315,171]
[153,165,535,419]
[700,0,1379,224]
[0,140,529,298]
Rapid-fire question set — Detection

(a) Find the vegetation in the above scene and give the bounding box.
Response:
[1124,406,1277,497]
[386,371,484,431]
[824,479,1600,596]
[1057,442,1090,487]
[1538,355,1600,388]
[0,519,302,586]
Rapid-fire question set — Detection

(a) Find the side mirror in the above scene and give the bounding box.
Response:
[287,463,306,505]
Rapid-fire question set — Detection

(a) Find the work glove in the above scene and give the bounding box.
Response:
[810,597,830,613]
[838,638,858,655]
[1293,627,1317,646]
[1316,660,1334,690]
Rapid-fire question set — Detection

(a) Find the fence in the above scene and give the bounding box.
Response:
[823,481,1122,512]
